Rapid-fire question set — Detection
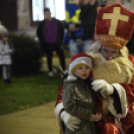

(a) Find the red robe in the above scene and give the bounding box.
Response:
[55,54,134,134]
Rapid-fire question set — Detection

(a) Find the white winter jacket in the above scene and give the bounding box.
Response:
[0,40,14,65]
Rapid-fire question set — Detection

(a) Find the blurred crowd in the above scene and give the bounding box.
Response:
[36,0,134,77]
[0,0,134,79]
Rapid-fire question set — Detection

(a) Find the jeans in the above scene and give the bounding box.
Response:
[69,39,93,56]
[2,65,11,80]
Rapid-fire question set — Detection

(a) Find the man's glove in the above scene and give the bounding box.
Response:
[60,111,81,132]
[92,79,114,98]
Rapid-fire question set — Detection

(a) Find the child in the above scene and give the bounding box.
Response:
[61,0,84,50]
[62,52,102,134]
[0,30,14,83]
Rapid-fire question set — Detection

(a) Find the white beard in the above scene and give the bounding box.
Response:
[87,41,134,84]
[93,54,133,84]
[86,42,134,115]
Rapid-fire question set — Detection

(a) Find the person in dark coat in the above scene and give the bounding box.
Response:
[126,30,134,56]
[36,8,66,77]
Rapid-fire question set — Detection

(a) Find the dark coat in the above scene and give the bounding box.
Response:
[80,3,97,40]
[62,76,98,134]
[36,18,64,55]
[126,30,134,54]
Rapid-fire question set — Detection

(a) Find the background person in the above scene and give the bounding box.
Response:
[0,27,14,83]
[54,3,134,134]
[36,8,66,77]
[68,0,98,56]
[61,0,84,51]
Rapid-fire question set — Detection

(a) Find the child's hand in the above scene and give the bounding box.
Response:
[95,113,103,121]
[90,113,103,122]
[8,50,12,54]
[69,24,76,32]
[77,20,81,24]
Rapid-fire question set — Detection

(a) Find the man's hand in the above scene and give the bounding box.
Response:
[92,79,114,97]
[60,111,81,132]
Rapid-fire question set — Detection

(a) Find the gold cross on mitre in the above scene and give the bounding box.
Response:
[102,7,129,36]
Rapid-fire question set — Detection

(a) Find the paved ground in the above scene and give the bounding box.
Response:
[0,57,70,134]
[40,56,70,72]
[0,101,59,134]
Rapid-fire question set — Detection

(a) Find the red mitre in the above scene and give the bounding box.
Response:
[95,3,134,49]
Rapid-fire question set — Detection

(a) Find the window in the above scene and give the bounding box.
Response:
[55,0,65,20]
[32,0,44,21]
[32,0,65,21]
[45,0,65,20]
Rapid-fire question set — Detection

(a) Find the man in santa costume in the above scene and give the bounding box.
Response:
[54,3,134,134]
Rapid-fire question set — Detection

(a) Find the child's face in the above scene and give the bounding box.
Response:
[2,37,8,42]
[74,64,91,80]
[44,11,51,20]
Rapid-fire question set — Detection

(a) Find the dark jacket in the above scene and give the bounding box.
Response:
[62,76,98,134]
[36,18,64,55]
[80,3,97,40]
[67,3,97,40]
[126,30,134,54]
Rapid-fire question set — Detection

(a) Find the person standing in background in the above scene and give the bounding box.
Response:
[124,0,134,56]
[0,27,14,83]
[126,28,134,56]
[68,0,98,56]
[61,0,84,51]
[37,8,66,77]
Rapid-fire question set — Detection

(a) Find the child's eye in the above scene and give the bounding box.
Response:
[78,67,82,69]
[86,66,89,69]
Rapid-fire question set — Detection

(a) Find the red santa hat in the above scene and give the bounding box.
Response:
[69,53,94,73]
[95,3,134,49]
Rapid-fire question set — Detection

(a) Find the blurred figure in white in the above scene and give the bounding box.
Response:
[0,25,14,83]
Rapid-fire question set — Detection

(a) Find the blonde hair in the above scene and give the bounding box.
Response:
[72,63,91,73]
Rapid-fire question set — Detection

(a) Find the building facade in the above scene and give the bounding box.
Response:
[0,0,133,31]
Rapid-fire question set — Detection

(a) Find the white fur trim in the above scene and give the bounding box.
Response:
[69,57,92,72]
[108,83,128,118]
[86,41,101,54]
[115,118,126,134]
[67,75,77,81]
[54,102,63,117]
[54,102,65,132]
